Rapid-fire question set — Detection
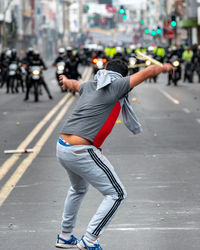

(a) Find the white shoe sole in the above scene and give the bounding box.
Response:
[77,243,85,250]
[55,242,78,249]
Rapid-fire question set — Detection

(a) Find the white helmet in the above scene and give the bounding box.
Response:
[58,47,65,55]
[130,44,136,50]
[66,46,73,52]
[116,46,123,53]
[96,45,103,51]
[6,49,12,58]
[148,46,154,52]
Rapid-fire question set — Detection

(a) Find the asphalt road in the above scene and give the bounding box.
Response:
[0,68,200,250]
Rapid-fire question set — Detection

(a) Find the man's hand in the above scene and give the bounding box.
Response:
[162,63,174,74]
[59,75,81,92]
[59,75,68,90]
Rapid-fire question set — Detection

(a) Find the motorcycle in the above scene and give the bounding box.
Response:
[92,57,107,75]
[128,52,146,75]
[143,58,158,83]
[128,57,139,75]
[7,62,18,93]
[30,66,42,102]
[168,56,182,86]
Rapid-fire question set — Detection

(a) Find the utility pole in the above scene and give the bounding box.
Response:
[3,0,14,49]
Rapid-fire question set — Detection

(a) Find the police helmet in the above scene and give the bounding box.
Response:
[33,50,40,60]
[11,48,17,57]
[58,47,65,56]
[148,46,154,52]
[6,49,12,58]
[27,47,34,57]
[66,46,73,52]
[116,46,123,54]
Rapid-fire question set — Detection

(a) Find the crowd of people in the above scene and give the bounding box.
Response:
[0,47,52,102]
[0,43,200,101]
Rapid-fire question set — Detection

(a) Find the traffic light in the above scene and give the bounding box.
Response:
[119,5,125,14]
[123,14,127,19]
[140,20,144,25]
[171,15,177,27]
[119,5,127,20]
[151,30,156,36]
[144,28,149,34]
[156,26,162,35]
[83,4,89,13]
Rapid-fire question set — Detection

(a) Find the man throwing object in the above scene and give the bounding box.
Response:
[56,59,174,249]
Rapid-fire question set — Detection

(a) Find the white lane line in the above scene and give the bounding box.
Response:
[158,89,180,104]
[81,66,90,81]
[0,93,71,182]
[0,96,75,207]
[81,66,92,82]
[183,108,191,114]
[107,227,200,231]
[0,66,91,182]
[196,119,200,124]
[85,67,93,81]
[0,66,92,206]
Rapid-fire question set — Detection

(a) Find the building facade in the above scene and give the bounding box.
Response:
[0,0,72,59]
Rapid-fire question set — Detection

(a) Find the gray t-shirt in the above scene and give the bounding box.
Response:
[60,76,130,147]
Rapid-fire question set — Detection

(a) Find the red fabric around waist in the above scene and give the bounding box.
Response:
[93,101,121,148]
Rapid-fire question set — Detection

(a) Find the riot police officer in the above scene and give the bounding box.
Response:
[6,48,24,93]
[0,51,8,88]
[52,47,66,66]
[22,47,34,95]
[113,46,129,63]
[24,50,53,101]
[182,47,193,83]
[191,45,200,83]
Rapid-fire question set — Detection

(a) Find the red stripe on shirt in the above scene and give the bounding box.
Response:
[93,101,121,147]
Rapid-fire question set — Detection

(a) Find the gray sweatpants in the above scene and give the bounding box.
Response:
[56,140,127,238]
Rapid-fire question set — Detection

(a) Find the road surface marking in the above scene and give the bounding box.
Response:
[0,66,92,182]
[0,96,75,207]
[84,66,93,82]
[81,66,92,81]
[88,67,93,80]
[183,108,191,113]
[0,226,200,234]
[196,119,200,124]
[0,93,71,182]
[107,227,200,231]
[158,89,180,104]
[81,66,89,80]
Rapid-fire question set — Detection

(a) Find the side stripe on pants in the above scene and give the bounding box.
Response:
[88,149,124,236]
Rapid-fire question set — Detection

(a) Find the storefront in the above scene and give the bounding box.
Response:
[179,18,200,45]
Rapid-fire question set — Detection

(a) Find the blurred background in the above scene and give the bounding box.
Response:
[1,3,200,250]
[0,0,199,60]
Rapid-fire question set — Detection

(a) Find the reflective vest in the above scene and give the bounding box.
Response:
[182,50,193,62]
[156,48,165,57]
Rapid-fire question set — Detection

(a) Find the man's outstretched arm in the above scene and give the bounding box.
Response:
[129,64,174,89]
[59,75,81,92]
